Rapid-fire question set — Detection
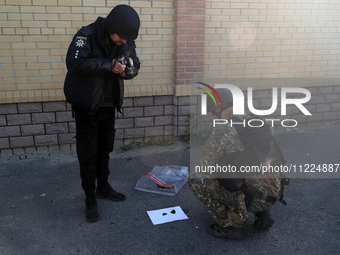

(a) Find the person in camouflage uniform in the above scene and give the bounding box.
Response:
[188,88,286,240]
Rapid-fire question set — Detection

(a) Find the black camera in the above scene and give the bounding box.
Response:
[117,57,134,78]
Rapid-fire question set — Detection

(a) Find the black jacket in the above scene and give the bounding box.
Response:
[64,17,140,114]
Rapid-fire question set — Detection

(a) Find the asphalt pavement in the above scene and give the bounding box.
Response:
[1,122,340,255]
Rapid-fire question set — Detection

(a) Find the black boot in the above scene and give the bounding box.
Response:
[96,184,125,202]
[206,224,243,240]
[253,209,274,230]
[85,197,98,222]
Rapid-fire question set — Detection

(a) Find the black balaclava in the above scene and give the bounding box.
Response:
[104,5,140,41]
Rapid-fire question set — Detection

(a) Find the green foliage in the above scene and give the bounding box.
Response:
[136,137,171,147]
[118,137,172,153]
[119,143,133,152]
[183,114,193,143]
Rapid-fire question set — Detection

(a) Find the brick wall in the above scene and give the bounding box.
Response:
[0,0,176,103]
[0,80,340,155]
[174,0,205,85]
[2,0,339,103]
[116,95,191,145]
[203,0,340,82]
[2,83,340,158]
[0,95,192,156]
[0,102,73,150]
[1,0,340,155]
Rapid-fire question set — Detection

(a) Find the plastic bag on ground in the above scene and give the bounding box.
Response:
[134,165,189,196]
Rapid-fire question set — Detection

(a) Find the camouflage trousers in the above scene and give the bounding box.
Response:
[188,177,278,228]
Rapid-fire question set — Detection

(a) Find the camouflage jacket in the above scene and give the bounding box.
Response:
[199,112,282,197]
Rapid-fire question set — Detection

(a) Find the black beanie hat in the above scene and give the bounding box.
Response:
[105,5,140,41]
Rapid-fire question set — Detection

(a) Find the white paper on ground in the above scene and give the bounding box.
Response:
[146,206,188,225]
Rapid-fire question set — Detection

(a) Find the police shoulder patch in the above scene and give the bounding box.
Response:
[75,36,87,48]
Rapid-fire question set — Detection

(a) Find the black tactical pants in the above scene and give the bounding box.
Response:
[74,107,116,198]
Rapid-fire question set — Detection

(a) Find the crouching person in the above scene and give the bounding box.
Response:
[188,87,288,239]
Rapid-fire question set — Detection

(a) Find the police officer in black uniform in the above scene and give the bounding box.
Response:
[64,5,140,222]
